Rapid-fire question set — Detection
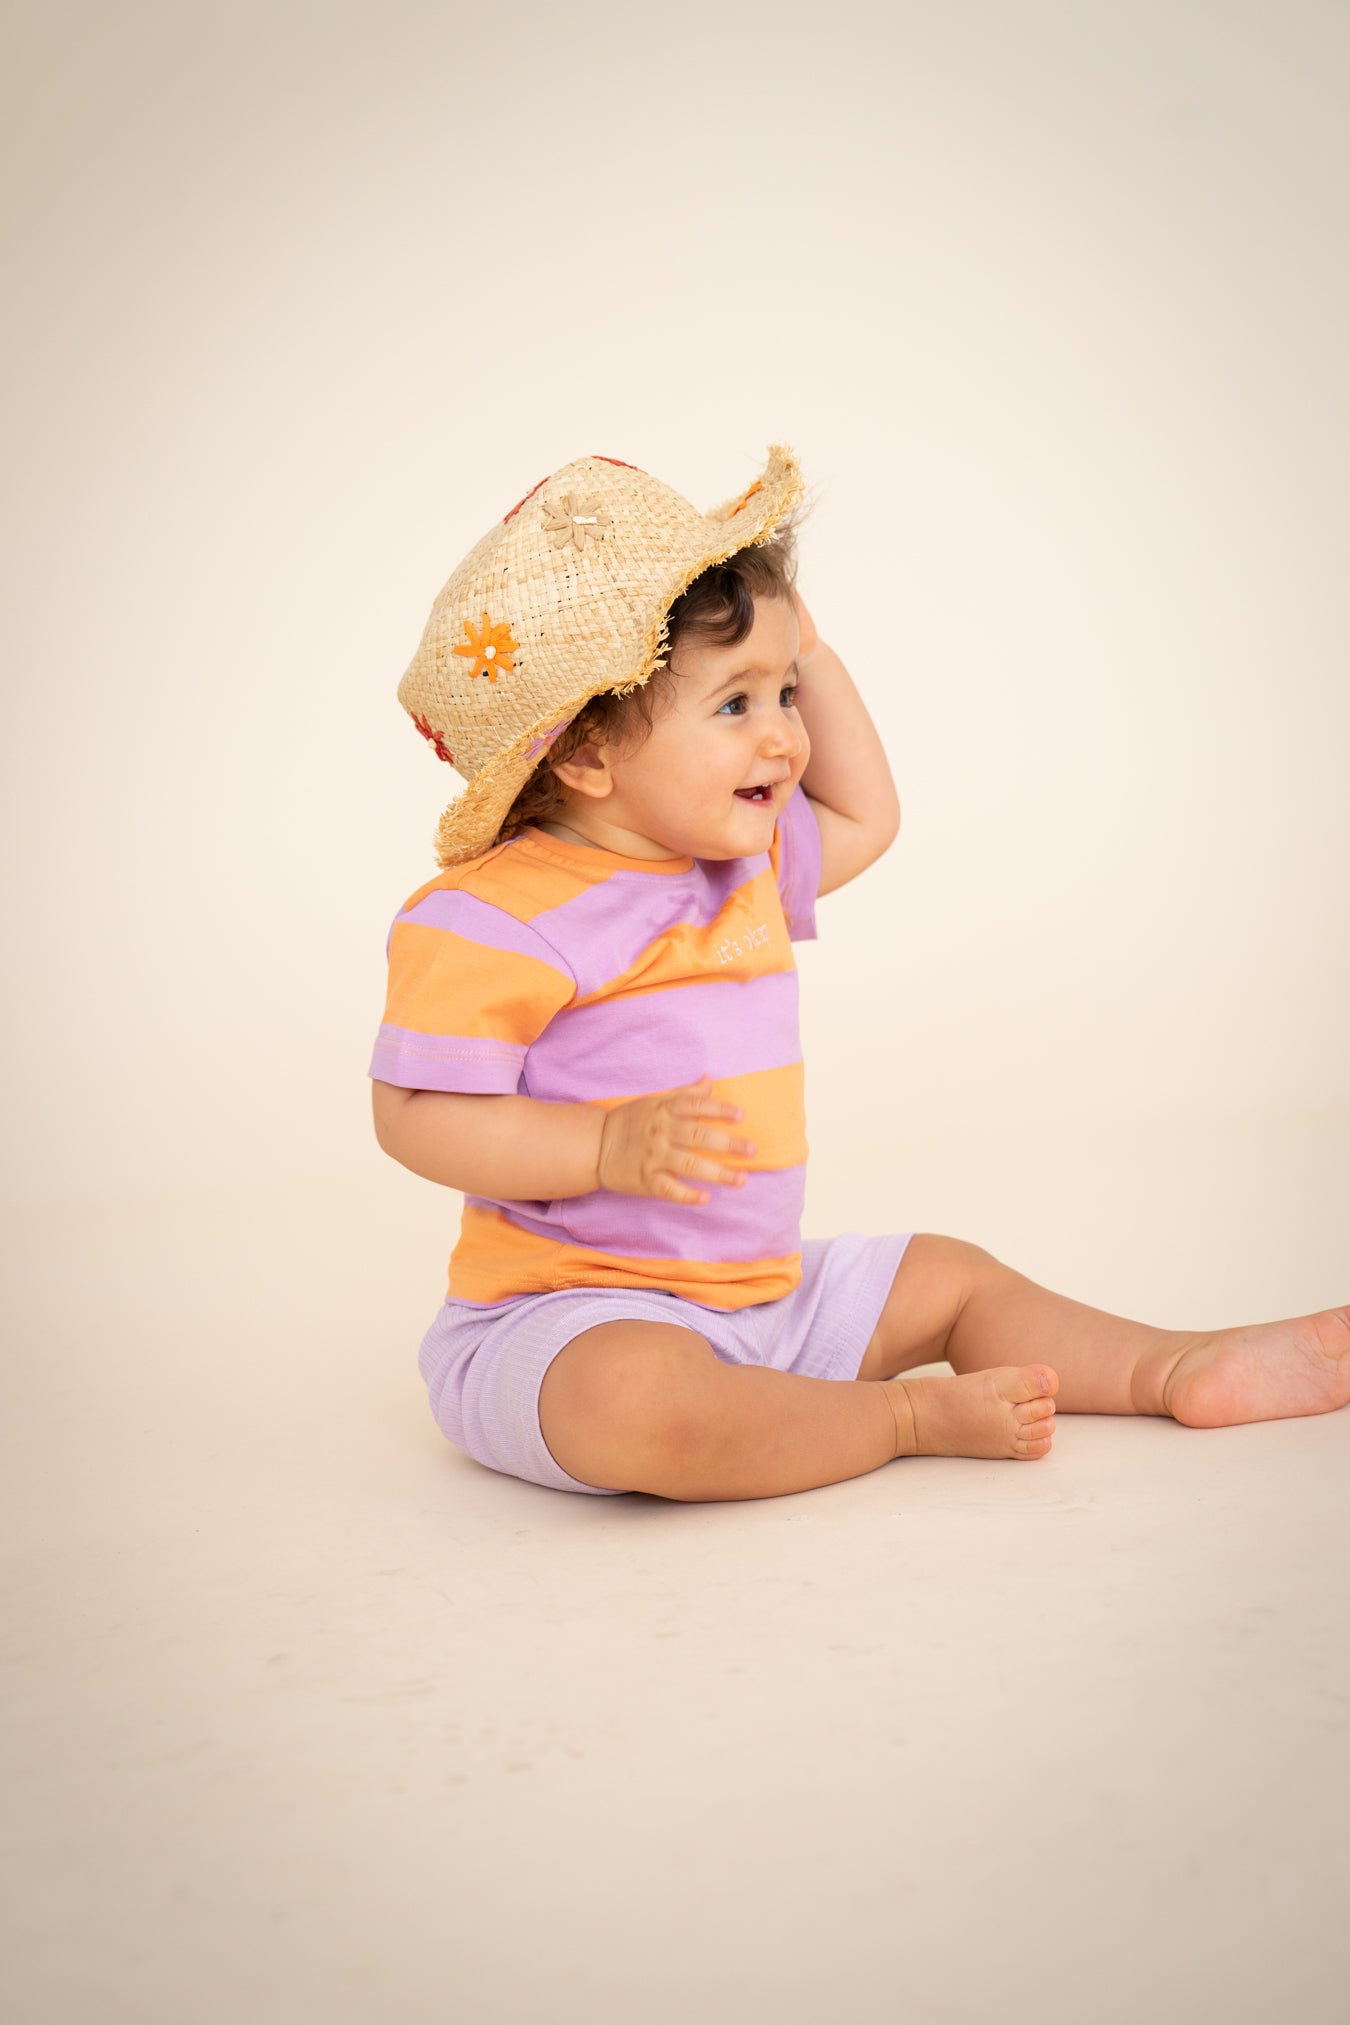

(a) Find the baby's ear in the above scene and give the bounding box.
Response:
[549,744,611,796]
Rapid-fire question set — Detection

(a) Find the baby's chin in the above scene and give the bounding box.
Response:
[684,799,784,858]
[561,787,782,860]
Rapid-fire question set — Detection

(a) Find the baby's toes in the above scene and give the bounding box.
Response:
[1014,1403,1056,1449]
[989,1364,1058,1404]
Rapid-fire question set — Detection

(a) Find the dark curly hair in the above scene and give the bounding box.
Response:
[495,507,804,845]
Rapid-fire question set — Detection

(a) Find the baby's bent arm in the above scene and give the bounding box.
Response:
[371,1081,603,1200]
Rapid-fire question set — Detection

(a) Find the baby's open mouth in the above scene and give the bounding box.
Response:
[734,785,774,802]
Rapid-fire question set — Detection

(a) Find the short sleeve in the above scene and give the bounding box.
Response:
[368,886,576,1094]
[769,783,822,942]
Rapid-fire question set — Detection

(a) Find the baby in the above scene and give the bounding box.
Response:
[370,446,1350,1502]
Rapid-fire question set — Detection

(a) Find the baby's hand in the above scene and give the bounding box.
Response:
[596,1074,757,1206]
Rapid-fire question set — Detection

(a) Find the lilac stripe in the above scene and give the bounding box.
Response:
[522,970,800,1101]
[514,849,776,999]
[466,1162,806,1264]
[369,1024,524,1094]
[778,785,821,941]
[395,889,576,984]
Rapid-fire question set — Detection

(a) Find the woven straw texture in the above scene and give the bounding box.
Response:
[396,444,805,868]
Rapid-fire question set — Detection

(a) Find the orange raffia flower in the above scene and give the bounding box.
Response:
[452,611,519,683]
[542,493,613,552]
[724,478,763,521]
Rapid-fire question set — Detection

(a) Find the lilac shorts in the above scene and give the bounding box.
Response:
[416,1229,914,1496]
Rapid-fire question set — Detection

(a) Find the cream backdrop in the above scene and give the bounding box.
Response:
[4,0,1347,1329]
[6,9,1350,2020]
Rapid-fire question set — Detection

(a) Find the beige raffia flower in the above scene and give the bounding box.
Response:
[542,492,613,551]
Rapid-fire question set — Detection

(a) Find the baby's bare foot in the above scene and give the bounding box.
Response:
[1154,1305,1350,1428]
[885,1365,1059,1461]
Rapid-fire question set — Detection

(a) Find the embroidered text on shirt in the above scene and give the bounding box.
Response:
[714,922,773,965]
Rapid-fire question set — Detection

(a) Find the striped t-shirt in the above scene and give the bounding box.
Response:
[369,785,823,1310]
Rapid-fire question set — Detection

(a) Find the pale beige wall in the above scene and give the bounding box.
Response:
[3,3,1347,1304]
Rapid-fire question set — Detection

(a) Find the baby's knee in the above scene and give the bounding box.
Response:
[539,1320,718,1491]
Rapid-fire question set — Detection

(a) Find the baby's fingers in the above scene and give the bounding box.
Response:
[657,1175,712,1207]
[677,1116,757,1169]
[673,1074,743,1118]
[649,1157,715,1206]
[659,1082,755,1202]
[661,1143,753,1204]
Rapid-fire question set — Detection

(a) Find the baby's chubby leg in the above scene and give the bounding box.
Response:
[538,1237,1350,1502]
[538,1318,1057,1503]
[859,1235,1350,1429]
[857,1235,1188,1412]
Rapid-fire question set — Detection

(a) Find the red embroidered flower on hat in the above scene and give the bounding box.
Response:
[543,493,613,552]
[410,712,455,764]
[453,611,519,682]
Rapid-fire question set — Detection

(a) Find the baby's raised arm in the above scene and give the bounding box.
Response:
[372,1077,757,1205]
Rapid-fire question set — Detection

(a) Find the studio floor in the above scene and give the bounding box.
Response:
[6,1141,1348,2024]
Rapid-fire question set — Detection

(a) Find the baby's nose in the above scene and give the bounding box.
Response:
[768,727,807,763]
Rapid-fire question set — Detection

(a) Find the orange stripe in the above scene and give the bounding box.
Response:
[447,1205,802,1310]
[581,1062,806,1171]
[395,842,596,928]
[398,844,783,949]
[384,920,572,1044]
[395,843,512,918]
[466,848,604,921]
[571,866,790,1004]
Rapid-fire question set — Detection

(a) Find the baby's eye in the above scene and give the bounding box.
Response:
[718,684,799,716]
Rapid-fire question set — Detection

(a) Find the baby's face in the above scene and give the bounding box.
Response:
[549,592,811,861]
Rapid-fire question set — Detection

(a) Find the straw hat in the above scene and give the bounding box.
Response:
[397,444,805,868]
